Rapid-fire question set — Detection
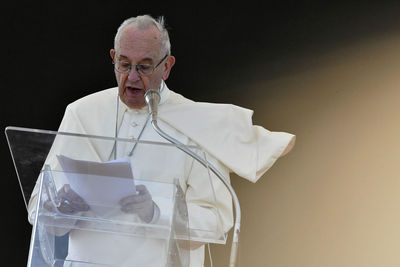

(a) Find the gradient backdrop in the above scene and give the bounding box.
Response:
[2,2,400,266]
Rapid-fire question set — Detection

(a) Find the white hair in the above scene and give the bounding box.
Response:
[114,15,171,56]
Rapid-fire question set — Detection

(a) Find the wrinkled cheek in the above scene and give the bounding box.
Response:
[116,73,125,95]
[116,72,123,85]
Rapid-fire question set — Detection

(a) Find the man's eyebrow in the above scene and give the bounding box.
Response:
[140,57,154,63]
[117,54,154,63]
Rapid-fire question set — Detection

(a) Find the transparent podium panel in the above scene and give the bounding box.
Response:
[6,127,228,267]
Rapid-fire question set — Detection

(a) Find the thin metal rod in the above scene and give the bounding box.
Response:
[150,120,240,267]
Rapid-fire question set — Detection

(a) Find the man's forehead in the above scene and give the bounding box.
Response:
[120,24,161,45]
[117,25,162,60]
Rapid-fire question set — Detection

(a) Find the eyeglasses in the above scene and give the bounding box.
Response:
[113,54,169,76]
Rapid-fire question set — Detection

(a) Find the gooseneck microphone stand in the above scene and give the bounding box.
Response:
[145,90,241,267]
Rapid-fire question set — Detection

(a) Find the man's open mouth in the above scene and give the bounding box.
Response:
[126,87,143,95]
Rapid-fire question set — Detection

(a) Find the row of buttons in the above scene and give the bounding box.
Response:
[127,113,151,139]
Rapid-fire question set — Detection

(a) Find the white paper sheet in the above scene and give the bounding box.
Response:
[57,155,136,214]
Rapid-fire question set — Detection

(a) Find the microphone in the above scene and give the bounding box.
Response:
[144,89,161,122]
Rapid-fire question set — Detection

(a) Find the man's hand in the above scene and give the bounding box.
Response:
[56,184,90,214]
[119,184,155,223]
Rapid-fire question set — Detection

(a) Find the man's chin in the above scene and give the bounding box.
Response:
[122,97,146,109]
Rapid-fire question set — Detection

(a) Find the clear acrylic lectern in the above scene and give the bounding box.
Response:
[5,126,227,267]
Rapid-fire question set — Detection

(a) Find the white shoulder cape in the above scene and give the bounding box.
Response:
[61,86,295,183]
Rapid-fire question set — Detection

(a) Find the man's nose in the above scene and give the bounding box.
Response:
[127,66,141,81]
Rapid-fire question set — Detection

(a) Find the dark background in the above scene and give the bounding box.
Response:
[2,1,400,265]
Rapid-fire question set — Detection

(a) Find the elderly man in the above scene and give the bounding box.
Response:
[28,15,294,267]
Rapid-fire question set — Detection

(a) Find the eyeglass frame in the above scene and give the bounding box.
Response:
[112,53,169,76]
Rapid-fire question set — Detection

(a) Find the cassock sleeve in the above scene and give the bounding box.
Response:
[183,148,234,239]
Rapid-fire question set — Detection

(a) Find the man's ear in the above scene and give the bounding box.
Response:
[110,49,115,60]
[162,56,176,80]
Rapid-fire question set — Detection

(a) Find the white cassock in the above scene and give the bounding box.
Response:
[28,82,295,266]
